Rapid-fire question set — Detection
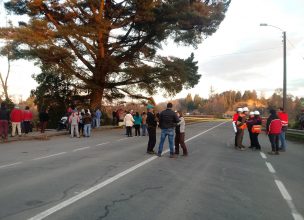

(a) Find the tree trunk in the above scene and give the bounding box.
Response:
[90,89,103,109]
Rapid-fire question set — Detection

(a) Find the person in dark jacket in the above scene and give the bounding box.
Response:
[266,109,282,155]
[0,103,10,141]
[146,104,157,154]
[39,108,49,133]
[251,111,262,150]
[246,112,255,148]
[157,102,180,158]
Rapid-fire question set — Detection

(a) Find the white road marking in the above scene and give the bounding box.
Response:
[292,213,304,220]
[116,137,129,142]
[32,152,67,161]
[0,162,22,169]
[275,179,292,201]
[96,142,109,146]
[73,147,91,152]
[260,152,267,159]
[28,122,225,220]
[265,162,276,173]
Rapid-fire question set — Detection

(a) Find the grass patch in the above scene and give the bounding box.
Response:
[286,133,304,143]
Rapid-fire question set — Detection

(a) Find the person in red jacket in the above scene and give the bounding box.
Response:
[277,107,288,152]
[266,109,282,155]
[10,105,23,137]
[23,106,33,134]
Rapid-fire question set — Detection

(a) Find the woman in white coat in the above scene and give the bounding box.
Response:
[124,111,135,137]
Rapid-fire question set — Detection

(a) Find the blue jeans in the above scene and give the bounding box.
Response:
[158,128,174,155]
[279,130,286,150]
[142,124,147,136]
[96,118,101,128]
[84,124,91,137]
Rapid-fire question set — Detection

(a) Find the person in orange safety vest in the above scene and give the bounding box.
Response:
[235,107,249,150]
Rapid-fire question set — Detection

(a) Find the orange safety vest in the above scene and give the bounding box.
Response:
[251,125,262,133]
[237,114,247,130]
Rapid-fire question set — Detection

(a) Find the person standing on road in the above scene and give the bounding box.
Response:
[39,108,49,133]
[251,111,262,150]
[246,112,255,148]
[69,111,80,138]
[277,107,288,152]
[266,109,282,155]
[141,112,147,136]
[10,105,23,137]
[23,106,33,134]
[175,111,188,156]
[157,102,180,158]
[95,108,102,128]
[133,112,142,136]
[233,108,243,147]
[0,102,10,141]
[83,109,92,137]
[146,105,157,154]
[235,107,249,150]
[124,111,134,137]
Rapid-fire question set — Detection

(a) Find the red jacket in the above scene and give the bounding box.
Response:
[268,119,282,134]
[23,110,33,121]
[232,113,239,122]
[278,112,288,127]
[10,108,23,122]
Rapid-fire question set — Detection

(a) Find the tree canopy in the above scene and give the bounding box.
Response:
[1,0,231,108]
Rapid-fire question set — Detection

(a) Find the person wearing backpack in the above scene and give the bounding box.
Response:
[69,112,80,138]
[266,109,282,155]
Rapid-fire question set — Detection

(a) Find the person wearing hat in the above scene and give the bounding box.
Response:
[235,107,248,150]
[146,104,157,154]
[10,105,23,137]
[233,108,243,147]
[246,111,255,148]
[251,110,262,150]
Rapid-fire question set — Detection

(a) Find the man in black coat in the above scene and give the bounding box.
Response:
[146,104,157,154]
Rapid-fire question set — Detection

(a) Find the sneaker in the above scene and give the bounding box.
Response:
[275,151,280,155]
[157,153,162,157]
[169,154,176,158]
[268,151,276,155]
[147,151,156,155]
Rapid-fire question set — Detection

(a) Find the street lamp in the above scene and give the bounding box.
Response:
[260,23,287,111]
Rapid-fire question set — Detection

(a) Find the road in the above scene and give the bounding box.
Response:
[0,121,303,220]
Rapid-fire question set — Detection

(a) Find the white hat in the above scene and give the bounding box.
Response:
[237,108,243,112]
[249,111,254,115]
[254,110,260,115]
[243,107,249,112]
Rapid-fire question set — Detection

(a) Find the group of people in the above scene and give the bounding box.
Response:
[233,107,288,155]
[129,102,188,158]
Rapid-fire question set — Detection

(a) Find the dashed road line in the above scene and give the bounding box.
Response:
[96,142,109,146]
[28,122,225,220]
[275,179,292,201]
[32,152,67,161]
[0,162,23,169]
[73,146,91,152]
[116,137,129,142]
[265,162,276,173]
[260,152,267,159]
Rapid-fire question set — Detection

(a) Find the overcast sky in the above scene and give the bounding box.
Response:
[0,0,303,103]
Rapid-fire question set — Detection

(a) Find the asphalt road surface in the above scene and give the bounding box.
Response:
[0,121,303,220]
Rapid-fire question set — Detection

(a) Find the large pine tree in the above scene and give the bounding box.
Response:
[1,0,230,108]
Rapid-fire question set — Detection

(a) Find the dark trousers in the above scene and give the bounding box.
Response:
[24,121,31,134]
[126,126,132,137]
[268,134,279,152]
[0,120,8,139]
[175,132,188,155]
[147,126,156,152]
[40,121,48,133]
[236,129,244,147]
[252,133,261,149]
[134,124,140,136]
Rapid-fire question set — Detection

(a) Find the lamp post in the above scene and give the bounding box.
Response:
[260,23,287,111]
